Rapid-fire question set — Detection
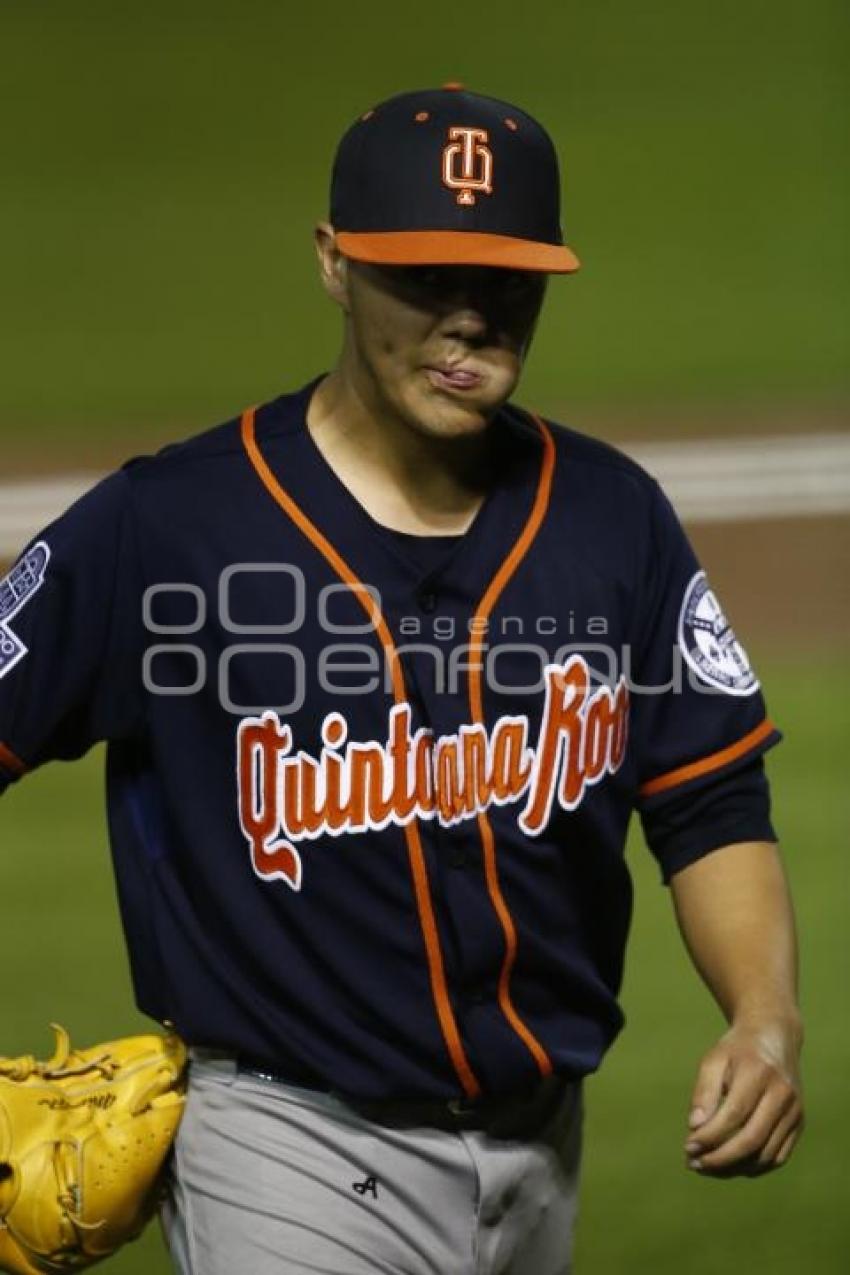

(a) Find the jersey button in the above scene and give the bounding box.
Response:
[417,588,438,613]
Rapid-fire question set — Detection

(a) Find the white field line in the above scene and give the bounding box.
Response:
[0,432,849,557]
[627,433,850,523]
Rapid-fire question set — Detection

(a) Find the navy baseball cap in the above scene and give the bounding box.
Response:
[330,84,580,274]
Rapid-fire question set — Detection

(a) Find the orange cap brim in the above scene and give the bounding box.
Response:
[336,230,580,274]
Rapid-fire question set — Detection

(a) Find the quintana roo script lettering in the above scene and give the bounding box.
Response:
[236,654,629,890]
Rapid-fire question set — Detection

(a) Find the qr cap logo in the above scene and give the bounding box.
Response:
[677,570,759,696]
[442,126,493,206]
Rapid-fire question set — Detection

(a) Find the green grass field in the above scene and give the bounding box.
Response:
[2,654,847,1274]
[1,0,847,458]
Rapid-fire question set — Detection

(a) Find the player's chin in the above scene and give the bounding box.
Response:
[411,375,514,436]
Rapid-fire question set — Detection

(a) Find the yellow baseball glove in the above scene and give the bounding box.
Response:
[0,1024,188,1274]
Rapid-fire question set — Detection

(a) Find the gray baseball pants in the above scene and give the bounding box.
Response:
[160,1056,583,1275]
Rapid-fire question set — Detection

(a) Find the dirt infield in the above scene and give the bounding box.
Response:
[2,420,847,655]
[690,515,849,653]
[2,403,849,477]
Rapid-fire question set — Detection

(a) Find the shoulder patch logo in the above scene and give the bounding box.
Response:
[678,570,758,697]
[0,542,51,680]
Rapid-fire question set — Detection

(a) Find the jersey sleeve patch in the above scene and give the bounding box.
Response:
[0,542,51,681]
[677,569,758,696]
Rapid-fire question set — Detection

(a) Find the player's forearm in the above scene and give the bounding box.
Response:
[669,840,802,1035]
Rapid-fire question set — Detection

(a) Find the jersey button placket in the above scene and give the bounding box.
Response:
[448,838,477,869]
[416,585,438,613]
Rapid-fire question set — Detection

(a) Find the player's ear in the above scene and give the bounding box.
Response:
[314,222,350,310]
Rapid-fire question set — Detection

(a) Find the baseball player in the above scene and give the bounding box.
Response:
[0,86,803,1274]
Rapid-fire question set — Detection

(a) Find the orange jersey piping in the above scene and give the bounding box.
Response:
[240,406,481,1099]
[466,411,557,1079]
[638,718,777,799]
[0,741,26,779]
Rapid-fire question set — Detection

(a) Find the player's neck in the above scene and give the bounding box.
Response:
[306,369,496,535]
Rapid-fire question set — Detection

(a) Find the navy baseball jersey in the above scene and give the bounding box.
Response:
[0,378,780,1100]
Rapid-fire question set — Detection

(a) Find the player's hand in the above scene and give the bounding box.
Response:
[684,1015,804,1177]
